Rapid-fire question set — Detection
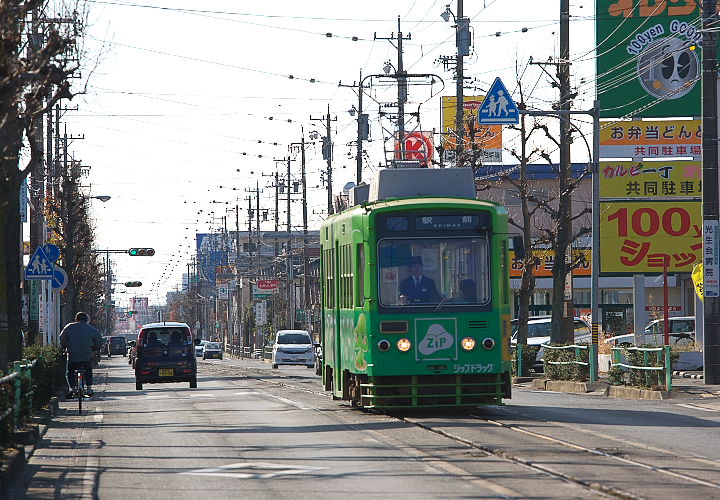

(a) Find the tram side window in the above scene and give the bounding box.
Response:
[356,244,365,307]
[324,248,334,308]
[339,244,354,309]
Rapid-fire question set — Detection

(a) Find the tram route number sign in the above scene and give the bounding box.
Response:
[599,201,701,274]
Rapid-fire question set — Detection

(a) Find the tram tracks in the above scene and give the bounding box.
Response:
[201,361,720,499]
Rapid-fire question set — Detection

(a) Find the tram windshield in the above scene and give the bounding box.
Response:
[378,237,490,307]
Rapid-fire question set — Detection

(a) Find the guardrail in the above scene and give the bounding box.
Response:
[542,343,598,383]
[611,345,672,391]
[0,358,39,442]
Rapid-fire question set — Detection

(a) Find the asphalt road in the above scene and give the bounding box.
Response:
[10,356,720,499]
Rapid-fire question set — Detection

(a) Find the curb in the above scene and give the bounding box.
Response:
[0,396,58,499]
[605,385,669,400]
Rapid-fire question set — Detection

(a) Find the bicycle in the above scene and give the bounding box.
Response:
[66,355,88,415]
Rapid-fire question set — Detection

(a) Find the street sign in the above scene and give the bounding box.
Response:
[51,266,68,291]
[477,78,519,125]
[25,246,54,280]
[43,243,61,263]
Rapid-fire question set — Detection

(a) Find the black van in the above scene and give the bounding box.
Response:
[134,322,200,390]
[107,336,128,356]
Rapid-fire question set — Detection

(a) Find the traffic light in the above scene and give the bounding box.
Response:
[124,281,142,287]
[128,248,155,256]
[127,310,137,317]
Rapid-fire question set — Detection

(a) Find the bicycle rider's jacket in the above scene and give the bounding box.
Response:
[59,321,103,362]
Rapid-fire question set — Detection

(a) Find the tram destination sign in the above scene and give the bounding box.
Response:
[415,215,480,231]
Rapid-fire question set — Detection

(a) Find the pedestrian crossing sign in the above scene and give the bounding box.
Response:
[25,246,54,280]
[477,77,519,125]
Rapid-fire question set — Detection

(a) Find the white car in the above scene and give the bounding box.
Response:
[271,330,315,369]
[195,340,207,357]
[644,316,695,347]
[511,316,592,371]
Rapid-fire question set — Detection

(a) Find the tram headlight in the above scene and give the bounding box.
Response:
[482,337,496,350]
[377,339,391,352]
[396,338,411,352]
[461,337,476,351]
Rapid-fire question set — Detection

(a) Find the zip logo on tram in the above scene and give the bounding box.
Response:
[415,319,458,360]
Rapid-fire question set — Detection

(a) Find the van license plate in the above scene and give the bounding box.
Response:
[159,369,173,377]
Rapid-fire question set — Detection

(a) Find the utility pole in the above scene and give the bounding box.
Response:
[286,156,293,328]
[311,107,337,215]
[375,18,411,162]
[454,0,467,165]
[301,131,309,329]
[702,0,720,384]
[339,70,370,184]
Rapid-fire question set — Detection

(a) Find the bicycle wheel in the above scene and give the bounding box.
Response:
[76,371,84,415]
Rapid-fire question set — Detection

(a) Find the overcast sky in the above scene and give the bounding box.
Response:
[58,0,595,305]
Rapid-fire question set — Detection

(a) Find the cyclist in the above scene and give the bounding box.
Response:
[60,312,102,397]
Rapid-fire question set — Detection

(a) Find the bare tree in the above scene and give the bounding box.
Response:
[0,0,84,367]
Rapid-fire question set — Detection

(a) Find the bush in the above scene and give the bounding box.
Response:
[512,345,540,376]
[543,343,590,381]
[23,344,66,411]
[608,365,625,386]
[626,346,671,389]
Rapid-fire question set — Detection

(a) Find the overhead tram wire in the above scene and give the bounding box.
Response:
[84,35,333,86]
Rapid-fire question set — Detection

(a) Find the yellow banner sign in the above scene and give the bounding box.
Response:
[599,119,701,158]
[510,249,590,277]
[441,96,502,162]
[600,201,702,273]
[692,263,704,301]
[599,160,701,199]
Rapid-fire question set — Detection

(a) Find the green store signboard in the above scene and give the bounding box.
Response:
[596,0,702,118]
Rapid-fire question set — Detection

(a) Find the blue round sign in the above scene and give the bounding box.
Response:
[51,266,68,291]
[43,244,61,263]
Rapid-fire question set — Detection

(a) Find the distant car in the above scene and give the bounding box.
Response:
[134,322,199,390]
[195,340,207,357]
[106,336,128,357]
[511,316,592,371]
[202,342,223,360]
[271,330,315,369]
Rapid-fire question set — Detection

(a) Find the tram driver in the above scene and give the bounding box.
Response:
[399,256,440,305]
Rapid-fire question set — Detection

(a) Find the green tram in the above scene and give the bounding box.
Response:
[319,168,516,409]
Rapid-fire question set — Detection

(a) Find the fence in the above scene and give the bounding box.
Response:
[224,345,269,360]
[0,358,38,443]
[611,346,672,391]
[542,343,598,383]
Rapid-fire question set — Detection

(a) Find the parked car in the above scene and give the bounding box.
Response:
[195,340,207,357]
[202,342,223,360]
[106,336,128,357]
[271,330,316,369]
[644,316,696,347]
[511,316,592,371]
[134,322,199,390]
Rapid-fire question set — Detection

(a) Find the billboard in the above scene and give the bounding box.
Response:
[599,119,701,158]
[440,96,502,162]
[599,160,701,198]
[196,233,229,285]
[596,1,702,118]
[510,249,591,278]
[599,201,701,273]
[254,278,279,297]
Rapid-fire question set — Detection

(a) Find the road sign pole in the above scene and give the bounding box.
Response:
[702,0,720,384]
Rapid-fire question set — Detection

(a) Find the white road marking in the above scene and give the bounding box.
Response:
[233,391,311,409]
[93,412,104,423]
[180,462,326,480]
[675,403,720,412]
[189,393,215,398]
[145,395,171,399]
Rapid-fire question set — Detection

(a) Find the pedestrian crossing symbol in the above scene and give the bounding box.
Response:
[25,246,54,280]
[477,77,519,125]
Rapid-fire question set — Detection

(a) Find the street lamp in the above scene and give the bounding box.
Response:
[91,195,111,202]
[440,4,456,22]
